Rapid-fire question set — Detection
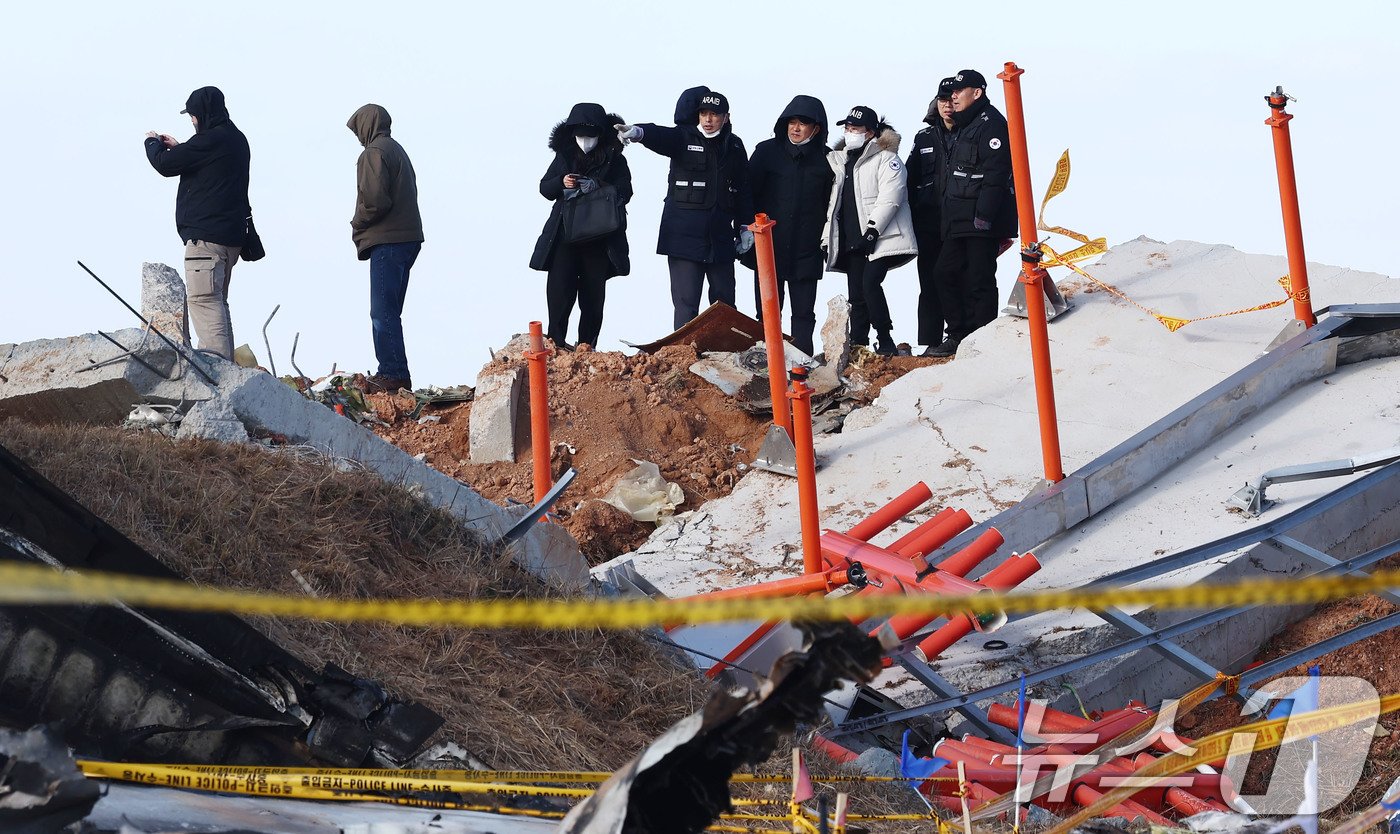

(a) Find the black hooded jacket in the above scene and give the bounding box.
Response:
[529,103,632,277]
[939,95,1016,240]
[906,100,950,237]
[635,86,752,263]
[743,95,833,282]
[144,86,251,247]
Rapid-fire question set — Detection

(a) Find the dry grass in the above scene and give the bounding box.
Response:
[0,419,706,771]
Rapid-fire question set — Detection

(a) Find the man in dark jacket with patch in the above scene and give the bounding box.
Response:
[348,103,424,393]
[907,77,956,355]
[616,87,754,330]
[926,69,1016,358]
[144,85,251,361]
[743,95,832,355]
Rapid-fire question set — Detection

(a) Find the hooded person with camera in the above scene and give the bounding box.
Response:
[530,103,632,350]
[616,86,753,330]
[820,106,917,356]
[144,85,251,361]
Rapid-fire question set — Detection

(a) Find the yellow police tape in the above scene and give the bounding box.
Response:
[1042,690,1400,834]
[6,561,1400,630]
[1037,150,1294,332]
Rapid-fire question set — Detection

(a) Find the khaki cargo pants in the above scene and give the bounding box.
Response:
[184,239,240,360]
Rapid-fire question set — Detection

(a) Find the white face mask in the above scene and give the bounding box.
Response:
[792,135,813,147]
[575,135,599,153]
[698,124,723,139]
[844,130,868,150]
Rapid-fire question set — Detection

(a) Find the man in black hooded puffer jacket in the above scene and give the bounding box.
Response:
[144,85,251,361]
[743,95,833,356]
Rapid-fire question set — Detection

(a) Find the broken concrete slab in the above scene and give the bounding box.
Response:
[141,261,188,345]
[469,364,524,464]
[0,328,212,426]
[177,366,589,590]
[810,294,851,393]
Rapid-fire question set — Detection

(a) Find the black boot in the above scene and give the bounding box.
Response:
[875,333,898,357]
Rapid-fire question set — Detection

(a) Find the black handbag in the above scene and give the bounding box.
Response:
[242,214,266,262]
[565,184,623,244]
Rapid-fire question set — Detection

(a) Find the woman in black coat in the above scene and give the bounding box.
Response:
[529,102,632,349]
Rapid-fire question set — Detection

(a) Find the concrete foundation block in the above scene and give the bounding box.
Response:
[815,294,851,388]
[141,262,188,347]
[469,365,524,464]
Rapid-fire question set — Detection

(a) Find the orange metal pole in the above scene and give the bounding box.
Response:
[893,509,974,560]
[1265,87,1317,327]
[749,213,793,439]
[998,62,1065,484]
[880,529,1006,641]
[525,321,552,506]
[789,366,823,575]
[886,507,955,552]
[846,482,933,542]
[677,566,861,603]
[914,551,1041,661]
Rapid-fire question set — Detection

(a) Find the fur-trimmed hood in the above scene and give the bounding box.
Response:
[831,126,901,154]
[547,102,625,153]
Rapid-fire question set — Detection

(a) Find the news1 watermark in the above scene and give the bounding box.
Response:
[1006,675,1379,814]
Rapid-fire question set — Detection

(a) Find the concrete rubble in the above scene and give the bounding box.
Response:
[0,263,589,591]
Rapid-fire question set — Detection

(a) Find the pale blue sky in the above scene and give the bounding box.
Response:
[2,1,1394,385]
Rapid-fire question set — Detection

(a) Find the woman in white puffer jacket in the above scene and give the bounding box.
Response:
[820,106,918,356]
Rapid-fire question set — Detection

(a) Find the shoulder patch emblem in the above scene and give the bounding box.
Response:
[989,137,1002,149]
[889,158,901,171]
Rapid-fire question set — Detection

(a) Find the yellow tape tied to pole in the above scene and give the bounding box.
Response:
[1037,150,1294,332]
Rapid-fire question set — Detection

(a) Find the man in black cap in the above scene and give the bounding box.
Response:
[616,87,753,330]
[926,69,1016,357]
[907,77,957,355]
[144,86,252,361]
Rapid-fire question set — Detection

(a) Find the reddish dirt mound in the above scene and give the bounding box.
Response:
[366,345,946,563]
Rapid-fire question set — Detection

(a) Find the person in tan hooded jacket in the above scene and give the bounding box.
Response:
[348,103,424,393]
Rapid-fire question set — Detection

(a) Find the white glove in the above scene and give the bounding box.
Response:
[736,228,755,255]
[615,123,643,144]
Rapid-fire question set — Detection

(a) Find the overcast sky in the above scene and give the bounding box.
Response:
[2,1,1394,386]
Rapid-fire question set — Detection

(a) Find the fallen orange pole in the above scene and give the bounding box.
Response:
[892,509,973,560]
[886,507,955,552]
[914,551,1041,661]
[678,565,863,604]
[846,482,932,542]
[789,366,822,575]
[998,61,1064,484]
[1265,86,1316,327]
[525,321,552,507]
[879,529,1005,641]
[749,213,792,440]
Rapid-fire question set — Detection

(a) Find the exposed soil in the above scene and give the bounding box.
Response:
[366,344,948,563]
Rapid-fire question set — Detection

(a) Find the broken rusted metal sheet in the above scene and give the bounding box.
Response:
[626,303,773,355]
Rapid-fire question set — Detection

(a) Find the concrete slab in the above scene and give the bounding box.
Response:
[600,237,1398,721]
[178,366,590,591]
[469,364,524,464]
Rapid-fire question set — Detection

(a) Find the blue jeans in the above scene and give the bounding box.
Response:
[369,242,421,378]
